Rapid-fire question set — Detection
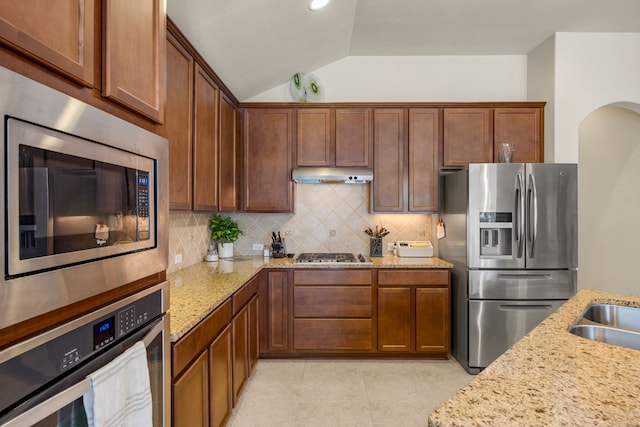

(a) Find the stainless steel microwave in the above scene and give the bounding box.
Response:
[7,118,157,276]
[0,66,168,331]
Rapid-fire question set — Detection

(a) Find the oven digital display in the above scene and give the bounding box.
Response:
[93,316,115,349]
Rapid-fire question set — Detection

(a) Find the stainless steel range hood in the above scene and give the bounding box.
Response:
[292,167,373,184]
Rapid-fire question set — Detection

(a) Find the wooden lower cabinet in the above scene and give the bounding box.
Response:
[248,295,259,373]
[260,270,291,353]
[173,277,259,427]
[232,305,248,405]
[173,350,209,427]
[377,287,413,352]
[232,276,260,405]
[210,326,232,427]
[377,270,450,356]
[294,319,373,351]
[292,269,374,353]
[416,287,449,352]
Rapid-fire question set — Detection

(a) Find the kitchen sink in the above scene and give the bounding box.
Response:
[569,324,640,351]
[582,304,640,332]
[570,303,640,351]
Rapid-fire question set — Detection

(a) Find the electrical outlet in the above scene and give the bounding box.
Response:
[387,242,395,251]
[253,243,264,251]
[174,253,182,264]
[329,229,336,237]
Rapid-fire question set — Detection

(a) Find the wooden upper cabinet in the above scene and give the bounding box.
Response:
[295,107,372,167]
[443,108,493,167]
[296,108,331,166]
[219,94,239,212]
[102,0,166,123]
[494,108,543,163]
[335,108,372,167]
[193,63,219,212]
[408,108,439,212]
[166,32,194,211]
[0,0,95,86]
[243,109,294,213]
[372,108,405,212]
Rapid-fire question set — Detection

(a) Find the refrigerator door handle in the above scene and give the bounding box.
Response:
[515,173,524,258]
[526,173,538,257]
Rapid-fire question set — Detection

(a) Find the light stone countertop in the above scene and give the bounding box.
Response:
[428,289,640,427]
[168,255,452,342]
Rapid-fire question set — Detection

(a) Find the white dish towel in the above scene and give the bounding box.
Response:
[83,341,153,427]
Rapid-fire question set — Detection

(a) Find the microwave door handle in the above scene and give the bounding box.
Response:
[515,173,524,258]
[2,379,90,427]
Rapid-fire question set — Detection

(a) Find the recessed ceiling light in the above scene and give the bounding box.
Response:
[309,0,330,11]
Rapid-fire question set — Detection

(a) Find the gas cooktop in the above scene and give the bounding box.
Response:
[294,253,371,264]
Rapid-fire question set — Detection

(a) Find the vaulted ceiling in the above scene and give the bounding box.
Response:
[167,0,640,101]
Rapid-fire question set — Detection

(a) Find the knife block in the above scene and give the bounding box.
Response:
[370,237,383,258]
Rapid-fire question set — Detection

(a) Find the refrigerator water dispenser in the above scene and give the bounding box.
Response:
[479,212,512,257]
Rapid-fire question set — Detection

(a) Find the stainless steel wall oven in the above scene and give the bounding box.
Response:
[0,65,168,331]
[0,282,170,426]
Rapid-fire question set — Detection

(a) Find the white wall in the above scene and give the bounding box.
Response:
[247,55,528,102]
[579,107,640,295]
[527,36,556,162]
[529,33,640,163]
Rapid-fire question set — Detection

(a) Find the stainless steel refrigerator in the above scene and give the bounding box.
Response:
[439,163,577,374]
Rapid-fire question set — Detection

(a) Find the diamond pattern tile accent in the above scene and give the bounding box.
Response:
[168,184,434,272]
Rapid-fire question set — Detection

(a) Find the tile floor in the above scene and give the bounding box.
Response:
[226,358,473,427]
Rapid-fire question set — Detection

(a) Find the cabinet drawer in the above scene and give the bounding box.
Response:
[294,286,371,318]
[294,319,373,351]
[232,274,259,315]
[294,269,372,285]
[172,298,232,377]
[378,269,449,286]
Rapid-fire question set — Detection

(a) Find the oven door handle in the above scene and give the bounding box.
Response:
[2,319,163,427]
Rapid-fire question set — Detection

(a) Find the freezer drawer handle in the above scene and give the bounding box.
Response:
[497,274,552,281]
[499,304,553,311]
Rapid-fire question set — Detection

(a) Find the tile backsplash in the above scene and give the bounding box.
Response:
[168,184,434,273]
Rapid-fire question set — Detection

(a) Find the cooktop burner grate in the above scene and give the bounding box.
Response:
[294,253,369,263]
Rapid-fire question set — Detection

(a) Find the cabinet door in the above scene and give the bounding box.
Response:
[243,109,294,212]
[297,108,332,166]
[494,108,542,163]
[219,94,239,211]
[248,295,259,374]
[372,108,405,212]
[416,287,450,353]
[166,32,194,210]
[173,350,209,427]
[102,0,165,123]
[443,108,493,167]
[408,108,439,212]
[210,325,232,427]
[232,305,248,405]
[265,271,290,352]
[193,63,219,211]
[377,287,413,352]
[0,0,95,86]
[335,108,372,167]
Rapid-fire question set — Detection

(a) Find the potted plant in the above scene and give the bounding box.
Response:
[209,215,243,258]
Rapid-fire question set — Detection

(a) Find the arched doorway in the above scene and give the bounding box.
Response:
[578,104,640,295]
